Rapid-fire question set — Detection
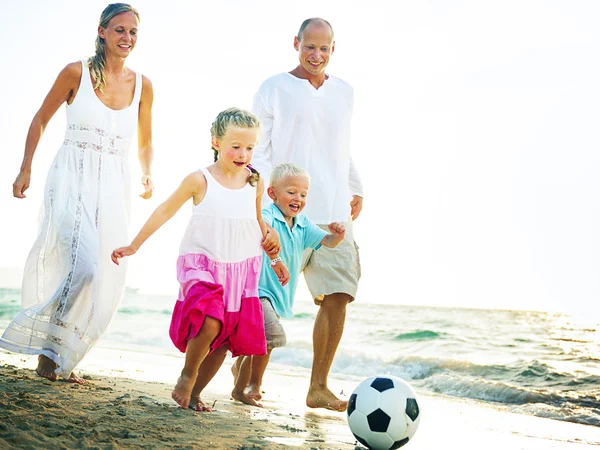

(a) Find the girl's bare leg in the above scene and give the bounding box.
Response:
[189,344,228,412]
[172,316,221,409]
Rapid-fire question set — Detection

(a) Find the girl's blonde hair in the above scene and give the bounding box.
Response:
[270,163,310,187]
[210,107,261,186]
[88,3,140,92]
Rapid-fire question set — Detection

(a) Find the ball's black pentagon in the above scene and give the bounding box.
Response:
[353,433,370,449]
[405,398,419,421]
[348,393,357,416]
[370,377,394,393]
[366,408,391,433]
[391,437,410,449]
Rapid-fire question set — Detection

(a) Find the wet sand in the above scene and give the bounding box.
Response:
[1,351,599,449]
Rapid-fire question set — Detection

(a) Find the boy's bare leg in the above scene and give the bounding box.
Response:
[172,317,221,409]
[247,351,272,400]
[306,293,350,412]
[189,344,228,412]
[231,355,243,383]
[231,355,262,407]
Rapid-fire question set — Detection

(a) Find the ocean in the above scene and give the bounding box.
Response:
[0,288,598,428]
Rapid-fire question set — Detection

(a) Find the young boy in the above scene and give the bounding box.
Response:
[231,163,346,406]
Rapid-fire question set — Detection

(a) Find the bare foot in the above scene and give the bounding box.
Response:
[231,387,262,407]
[189,396,213,412]
[67,372,87,384]
[306,388,348,412]
[36,355,58,382]
[246,382,263,400]
[172,375,194,409]
[231,357,242,383]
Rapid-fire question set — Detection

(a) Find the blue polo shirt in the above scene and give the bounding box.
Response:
[259,203,327,318]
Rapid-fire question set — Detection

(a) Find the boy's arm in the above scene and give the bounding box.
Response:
[320,222,346,248]
[111,172,204,264]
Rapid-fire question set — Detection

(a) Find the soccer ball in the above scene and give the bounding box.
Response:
[347,375,421,449]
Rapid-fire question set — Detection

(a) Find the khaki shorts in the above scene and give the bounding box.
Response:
[261,297,286,349]
[301,220,361,304]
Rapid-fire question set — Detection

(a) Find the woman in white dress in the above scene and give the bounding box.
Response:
[0,3,154,383]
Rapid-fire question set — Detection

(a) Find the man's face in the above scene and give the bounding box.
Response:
[294,23,335,76]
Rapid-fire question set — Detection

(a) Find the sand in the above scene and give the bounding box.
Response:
[1,350,599,449]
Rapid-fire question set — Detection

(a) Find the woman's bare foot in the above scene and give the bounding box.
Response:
[67,372,87,384]
[306,388,348,412]
[246,382,263,400]
[171,375,195,409]
[231,387,262,407]
[189,396,213,412]
[35,355,58,381]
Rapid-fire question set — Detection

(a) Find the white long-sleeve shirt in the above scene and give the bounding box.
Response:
[251,72,363,224]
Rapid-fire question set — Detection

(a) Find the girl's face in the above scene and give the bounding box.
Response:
[99,11,139,58]
[212,126,259,172]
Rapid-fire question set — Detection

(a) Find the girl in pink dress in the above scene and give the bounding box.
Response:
[111,107,289,409]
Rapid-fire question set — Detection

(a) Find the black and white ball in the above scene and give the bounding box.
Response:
[347,375,421,450]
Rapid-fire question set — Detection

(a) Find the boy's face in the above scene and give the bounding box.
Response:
[268,175,310,219]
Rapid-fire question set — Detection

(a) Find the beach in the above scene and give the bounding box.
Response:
[1,348,599,450]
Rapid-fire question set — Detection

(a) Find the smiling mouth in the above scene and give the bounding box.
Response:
[234,162,245,166]
[289,204,300,212]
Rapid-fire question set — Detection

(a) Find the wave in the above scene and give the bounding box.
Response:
[393,330,443,341]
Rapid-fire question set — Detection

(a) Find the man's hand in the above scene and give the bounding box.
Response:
[350,195,363,220]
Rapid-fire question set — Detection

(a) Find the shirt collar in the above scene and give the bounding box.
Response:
[270,203,309,229]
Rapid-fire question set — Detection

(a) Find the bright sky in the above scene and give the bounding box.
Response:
[1,0,599,315]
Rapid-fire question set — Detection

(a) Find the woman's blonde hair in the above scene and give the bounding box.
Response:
[88,3,140,92]
[210,107,261,186]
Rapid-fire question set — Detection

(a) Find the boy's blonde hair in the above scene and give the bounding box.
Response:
[270,163,310,187]
[210,107,261,186]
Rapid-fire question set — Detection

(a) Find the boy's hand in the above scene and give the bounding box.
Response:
[271,261,290,286]
[328,222,346,239]
[111,245,137,265]
[262,227,281,255]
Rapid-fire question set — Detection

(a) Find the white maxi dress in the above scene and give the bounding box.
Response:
[0,61,142,375]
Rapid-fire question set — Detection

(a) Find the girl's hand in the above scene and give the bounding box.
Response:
[328,222,346,239]
[262,228,281,256]
[140,175,154,199]
[271,261,290,286]
[13,170,31,199]
[111,245,137,265]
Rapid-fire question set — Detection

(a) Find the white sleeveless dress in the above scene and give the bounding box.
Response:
[0,61,142,376]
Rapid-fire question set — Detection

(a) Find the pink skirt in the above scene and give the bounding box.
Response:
[169,280,266,357]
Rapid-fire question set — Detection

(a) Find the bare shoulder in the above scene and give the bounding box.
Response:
[58,61,83,84]
[140,74,154,102]
[256,175,265,196]
[184,170,207,190]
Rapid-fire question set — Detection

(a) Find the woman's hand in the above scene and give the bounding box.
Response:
[140,175,154,199]
[13,170,31,199]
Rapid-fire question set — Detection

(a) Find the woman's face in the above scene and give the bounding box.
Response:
[99,11,139,58]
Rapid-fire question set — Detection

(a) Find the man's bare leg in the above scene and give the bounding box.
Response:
[306,293,350,412]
